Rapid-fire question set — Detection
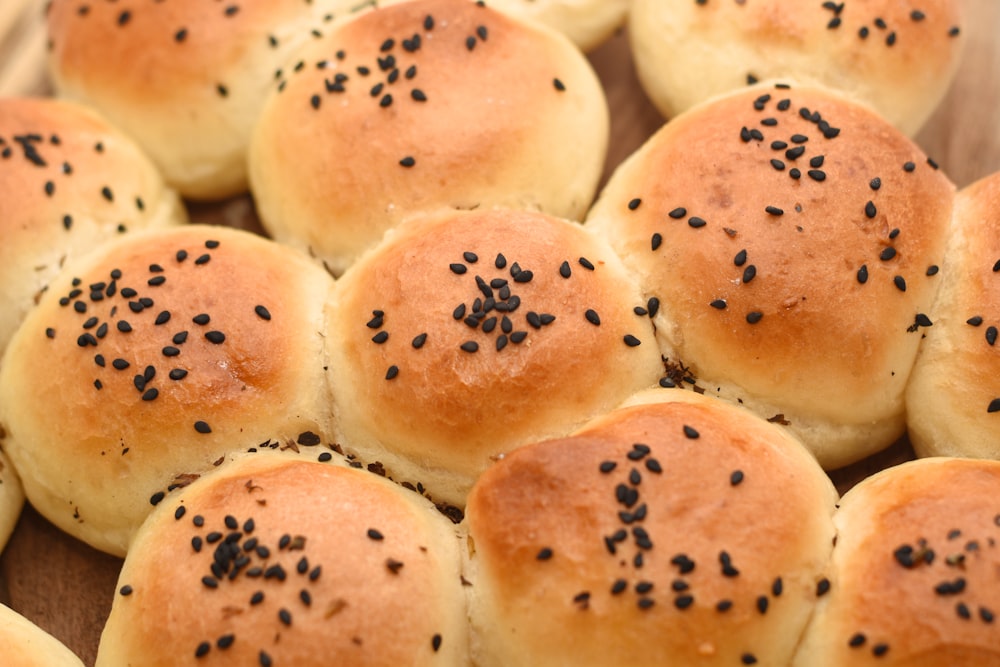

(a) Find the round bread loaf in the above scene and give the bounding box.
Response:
[0,443,24,554]
[792,457,1000,666]
[463,388,838,667]
[0,603,85,667]
[46,0,351,200]
[585,83,954,470]
[0,97,185,357]
[96,450,468,667]
[629,0,964,136]
[906,170,1000,459]
[478,0,629,51]
[248,0,609,276]
[0,226,336,556]
[328,207,662,507]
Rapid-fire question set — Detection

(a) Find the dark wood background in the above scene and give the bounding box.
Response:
[1,0,998,663]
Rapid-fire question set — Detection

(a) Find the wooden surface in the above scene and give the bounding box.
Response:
[1,0,1000,664]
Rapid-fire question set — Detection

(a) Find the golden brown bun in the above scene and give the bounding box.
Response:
[629,0,964,136]
[97,451,468,667]
[248,0,609,276]
[585,83,954,470]
[463,389,838,667]
[0,603,85,667]
[0,443,24,554]
[0,226,336,556]
[0,97,186,356]
[328,208,662,507]
[46,0,351,200]
[906,171,1000,459]
[477,0,628,51]
[793,457,1000,667]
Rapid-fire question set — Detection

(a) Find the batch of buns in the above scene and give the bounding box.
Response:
[0,0,998,665]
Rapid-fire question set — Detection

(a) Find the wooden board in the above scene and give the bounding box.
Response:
[1,0,999,664]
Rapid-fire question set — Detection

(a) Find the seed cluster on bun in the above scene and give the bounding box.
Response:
[97,451,468,666]
[463,389,838,666]
[248,0,610,276]
[629,0,964,135]
[328,208,662,507]
[586,82,954,470]
[0,226,336,556]
[0,97,185,357]
[46,0,352,200]
[793,457,1000,666]
[906,171,1000,459]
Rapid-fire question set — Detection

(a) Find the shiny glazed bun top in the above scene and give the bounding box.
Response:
[0,97,185,357]
[97,451,468,667]
[249,0,609,276]
[906,170,1000,460]
[47,0,352,199]
[0,226,336,556]
[328,208,662,507]
[629,0,964,135]
[586,83,954,470]
[793,457,1000,667]
[463,389,838,667]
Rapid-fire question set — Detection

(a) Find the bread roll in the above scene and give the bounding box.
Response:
[0,443,24,554]
[46,0,351,200]
[248,0,609,276]
[97,451,467,667]
[478,0,629,52]
[793,457,1000,666]
[0,603,85,667]
[328,208,662,507]
[0,97,185,357]
[585,83,954,470]
[0,226,336,556]
[463,389,838,667]
[629,0,964,136]
[906,170,1000,459]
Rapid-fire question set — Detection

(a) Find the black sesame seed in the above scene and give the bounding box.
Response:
[674,595,694,609]
[623,335,641,347]
[683,425,700,439]
[730,470,744,485]
[746,311,763,324]
[119,584,133,596]
[688,216,707,228]
[894,276,907,292]
[873,643,889,657]
[710,299,727,310]
[765,205,783,216]
[385,365,399,380]
[741,655,758,665]
[205,331,226,344]
[585,309,601,326]
[757,596,769,614]
[808,169,827,182]
[816,578,831,596]
[865,201,878,218]
[904,161,916,172]
[880,247,897,261]
[196,642,211,658]
[628,198,642,210]
[716,599,733,612]
[536,547,553,561]
[194,421,212,434]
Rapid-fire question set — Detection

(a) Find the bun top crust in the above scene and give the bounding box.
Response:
[464,390,837,667]
[906,171,1000,459]
[0,226,336,556]
[0,446,24,554]
[484,0,630,51]
[793,457,1000,667]
[586,83,954,468]
[0,603,84,667]
[248,0,609,276]
[328,208,662,506]
[629,0,964,135]
[97,452,467,667]
[0,97,185,356]
[46,0,348,199]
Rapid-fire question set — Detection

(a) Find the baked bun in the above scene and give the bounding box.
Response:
[629,0,964,136]
[248,0,609,276]
[0,443,24,554]
[793,457,1000,666]
[477,0,629,52]
[906,171,1000,459]
[585,83,954,470]
[0,97,185,356]
[0,226,336,556]
[463,389,838,667]
[0,603,85,667]
[97,450,467,667]
[328,208,662,507]
[46,0,350,200]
